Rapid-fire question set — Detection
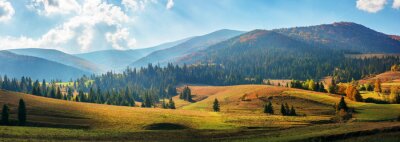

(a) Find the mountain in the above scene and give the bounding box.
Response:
[274,22,400,53]
[390,35,400,42]
[8,48,101,73]
[174,29,398,81]
[0,51,90,81]
[130,29,245,67]
[76,37,191,71]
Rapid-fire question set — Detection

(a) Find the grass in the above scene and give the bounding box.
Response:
[1,84,400,141]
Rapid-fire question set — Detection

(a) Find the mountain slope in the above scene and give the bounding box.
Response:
[8,48,101,73]
[176,29,398,80]
[130,29,244,67]
[76,38,191,71]
[0,51,89,80]
[274,22,400,53]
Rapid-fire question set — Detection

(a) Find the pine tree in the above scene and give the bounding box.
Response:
[337,96,348,112]
[289,106,297,116]
[162,99,167,109]
[168,98,175,109]
[284,103,290,114]
[18,99,26,126]
[280,104,286,116]
[1,104,9,125]
[56,87,62,99]
[264,102,273,114]
[213,98,220,112]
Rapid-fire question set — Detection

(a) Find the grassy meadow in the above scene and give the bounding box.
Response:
[1,83,400,141]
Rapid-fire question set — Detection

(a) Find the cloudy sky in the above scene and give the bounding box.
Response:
[0,0,399,53]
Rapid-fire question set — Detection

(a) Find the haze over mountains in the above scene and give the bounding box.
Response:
[1,22,400,81]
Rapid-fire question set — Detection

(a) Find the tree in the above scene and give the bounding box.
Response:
[18,99,26,126]
[264,101,273,114]
[280,104,286,116]
[345,85,362,102]
[56,87,62,99]
[308,80,315,91]
[390,87,400,104]
[1,104,9,125]
[337,96,348,112]
[181,86,192,102]
[289,106,297,116]
[213,98,220,112]
[374,79,382,93]
[168,98,175,109]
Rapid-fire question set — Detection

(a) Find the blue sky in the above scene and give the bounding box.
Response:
[0,0,399,53]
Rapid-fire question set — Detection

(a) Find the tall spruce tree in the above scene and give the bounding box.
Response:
[168,98,175,109]
[18,99,26,126]
[1,104,9,125]
[280,104,286,116]
[337,96,348,112]
[213,98,220,112]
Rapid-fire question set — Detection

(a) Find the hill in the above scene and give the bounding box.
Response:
[274,22,400,53]
[130,29,244,67]
[1,85,400,141]
[76,38,191,71]
[8,48,101,73]
[0,51,90,81]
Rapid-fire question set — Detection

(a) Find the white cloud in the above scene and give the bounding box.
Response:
[393,0,400,9]
[27,0,81,16]
[0,0,15,22]
[356,0,387,13]
[106,27,137,50]
[166,0,174,10]
[0,0,136,52]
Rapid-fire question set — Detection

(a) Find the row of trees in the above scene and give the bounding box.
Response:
[290,79,326,93]
[263,101,297,116]
[1,99,26,126]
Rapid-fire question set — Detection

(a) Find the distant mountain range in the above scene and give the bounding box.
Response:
[1,22,400,80]
[0,51,90,81]
[76,37,191,71]
[130,29,244,67]
[8,48,101,73]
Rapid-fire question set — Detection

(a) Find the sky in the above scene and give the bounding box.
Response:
[0,0,399,53]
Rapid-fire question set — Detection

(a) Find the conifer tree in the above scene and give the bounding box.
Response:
[18,99,26,126]
[168,98,175,109]
[1,104,9,125]
[280,104,286,116]
[56,87,62,99]
[213,98,220,112]
[289,106,297,116]
[337,96,348,112]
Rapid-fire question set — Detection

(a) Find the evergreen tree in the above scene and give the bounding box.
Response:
[168,98,175,109]
[289,106,297,116]
[213,98,220,112]
[18,99,26,126]
[264,101,273,114]
[1,104,9,125]
[280,104,286,116]
[56,87,62,99]
[337,96,348,112]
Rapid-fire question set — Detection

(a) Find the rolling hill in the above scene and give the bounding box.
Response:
[130,29,244,67]
[1,85,400,141]
[274,22,400,53]
[0,51,90,81]
[8,48,101,73]
[76,37,191,71]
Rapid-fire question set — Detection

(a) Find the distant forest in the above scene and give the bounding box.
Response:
[0,53,398,107]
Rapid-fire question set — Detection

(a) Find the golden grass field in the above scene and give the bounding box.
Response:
[1,84,400,141]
